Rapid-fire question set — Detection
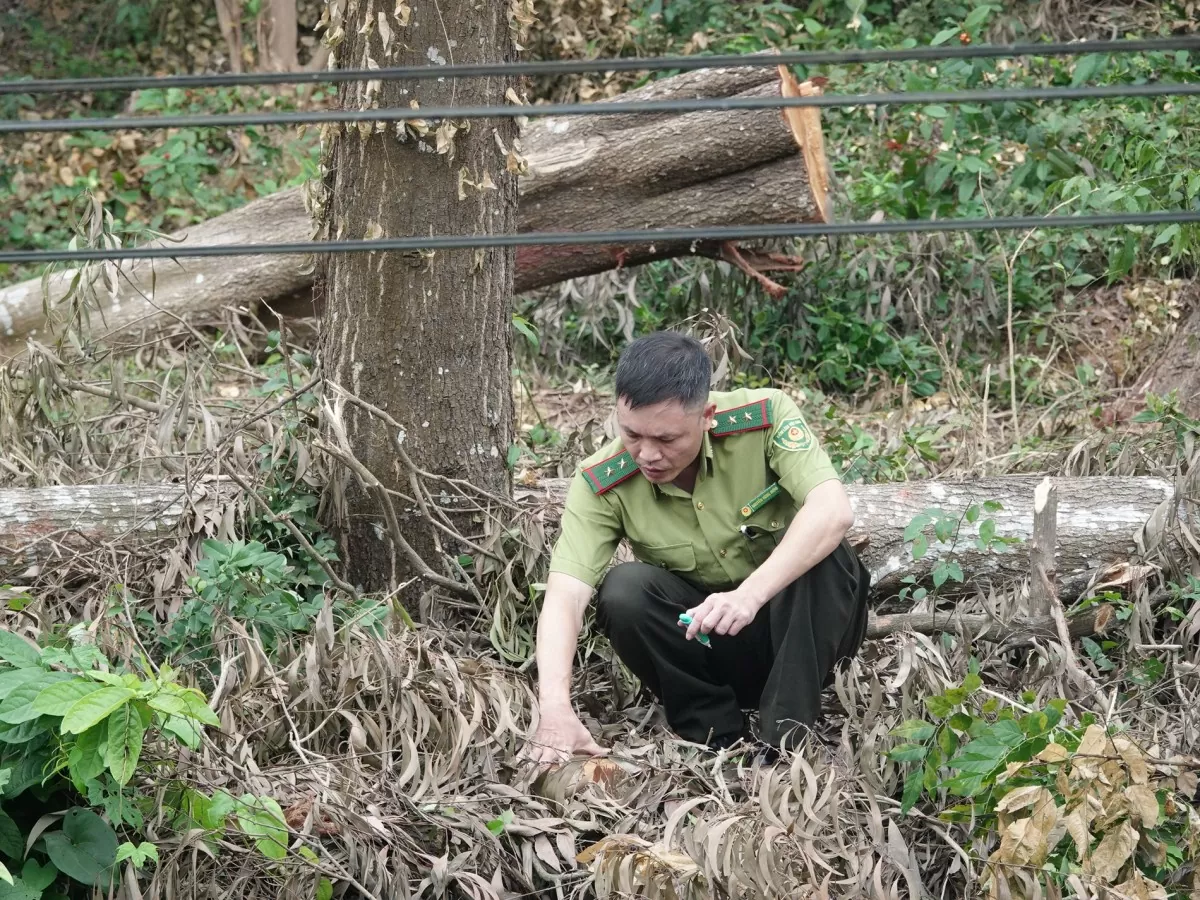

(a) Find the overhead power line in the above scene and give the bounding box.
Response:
[1,36,1197,95]
[3,81,1198,134]
[4,210,1197,265]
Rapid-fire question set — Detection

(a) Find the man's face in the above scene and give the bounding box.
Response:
[615,396,716,484]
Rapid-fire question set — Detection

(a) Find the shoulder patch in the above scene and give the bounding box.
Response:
[773,417,814,451]
[582,449,640,494]
[710,399,771,437]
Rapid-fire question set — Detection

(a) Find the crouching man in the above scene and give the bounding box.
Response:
[522,331,870,763]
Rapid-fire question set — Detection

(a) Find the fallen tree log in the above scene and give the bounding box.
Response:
[0,481,236,574]
[0,62,828,360]
[520,473,1197,601]
[6,475,1194,604]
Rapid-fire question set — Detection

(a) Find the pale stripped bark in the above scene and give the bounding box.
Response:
[316,0,518,593]
[0,64,829,361]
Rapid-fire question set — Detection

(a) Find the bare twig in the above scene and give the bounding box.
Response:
[867,604,1113,645]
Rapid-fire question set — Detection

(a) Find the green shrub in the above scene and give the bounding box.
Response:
[887,674,1198,898]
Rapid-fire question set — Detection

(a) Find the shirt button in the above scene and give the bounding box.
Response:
[719,549,727,558]
[771,520,779,528]
[696,502,705,510]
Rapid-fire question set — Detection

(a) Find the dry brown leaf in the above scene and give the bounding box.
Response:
[1176,769,1198,800]
[1063,806,1093,860]
[1125,784,1161,828]
[1072,724,1114,781]
[1113,869,1169,900]
[996,785,1049,816]
[1037,742,1071,764]
[1113,736,1150,785]
[1084,821,1139,883]
[994,819,1040,871]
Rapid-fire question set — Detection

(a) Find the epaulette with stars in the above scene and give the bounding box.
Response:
[708,398,772,437]
[581,399,773,494]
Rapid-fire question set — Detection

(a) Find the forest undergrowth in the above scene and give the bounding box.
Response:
[0,0,1199,898]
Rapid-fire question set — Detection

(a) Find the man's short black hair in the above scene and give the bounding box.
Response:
[615,331,712,410]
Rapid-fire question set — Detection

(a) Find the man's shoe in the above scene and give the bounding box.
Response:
[755,743,780,766]
[707,730,746,752]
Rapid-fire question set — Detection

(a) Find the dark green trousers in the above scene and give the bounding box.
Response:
[595,540,870,750]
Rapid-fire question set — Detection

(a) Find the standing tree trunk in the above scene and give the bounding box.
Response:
[316,0,518,594]
[260,0,300,72]
[214,0,246,73]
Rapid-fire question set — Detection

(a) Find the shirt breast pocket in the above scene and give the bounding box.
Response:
[740,511,788,566]
[628,540,697,574]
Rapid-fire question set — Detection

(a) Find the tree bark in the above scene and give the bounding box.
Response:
[0,65,829,361]
[316,0,518,594]
[517,473,1196,600]
[1028,475,1058,616]
[214,0,246,73]
[0,481,235,576]
[6,475,1192,600]
[513,63,828,291]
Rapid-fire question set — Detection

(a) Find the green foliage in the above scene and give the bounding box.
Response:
[1132,393,1200,459]
[897,499,1018,602]
[486,809,515,836]
[524,0,1200,404]
[0,629,218,897]
[886,674,1198,896]
[168,538,324,655]
[152,350,383,668]
[162,532,384,668]
[0,626,318,898]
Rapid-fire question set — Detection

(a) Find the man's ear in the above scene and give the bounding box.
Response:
[703,401,718,427]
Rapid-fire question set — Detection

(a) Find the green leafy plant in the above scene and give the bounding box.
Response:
[163,537,384,667]
[887,674,1198,898]
[897,499,1020,602]
[0,628,219,896]
[0,626,325,898]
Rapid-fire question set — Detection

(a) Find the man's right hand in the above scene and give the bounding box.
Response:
[520,706,608,765]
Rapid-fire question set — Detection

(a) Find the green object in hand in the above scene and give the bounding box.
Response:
[677,613,711,647]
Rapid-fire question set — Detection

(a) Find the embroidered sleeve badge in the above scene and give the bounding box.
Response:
[773,417,813,452]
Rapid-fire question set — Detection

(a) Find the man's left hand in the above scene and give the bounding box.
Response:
[682,585,767,640]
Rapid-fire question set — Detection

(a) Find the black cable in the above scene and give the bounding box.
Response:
[2,81,1197,134]
[1,36,1197,95]
[4,210,1197,265]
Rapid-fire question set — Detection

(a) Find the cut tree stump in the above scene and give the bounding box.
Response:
[0,62,829,360]
[5,475,1194,604]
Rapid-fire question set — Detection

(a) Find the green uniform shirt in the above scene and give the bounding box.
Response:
[548,387,840,591]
